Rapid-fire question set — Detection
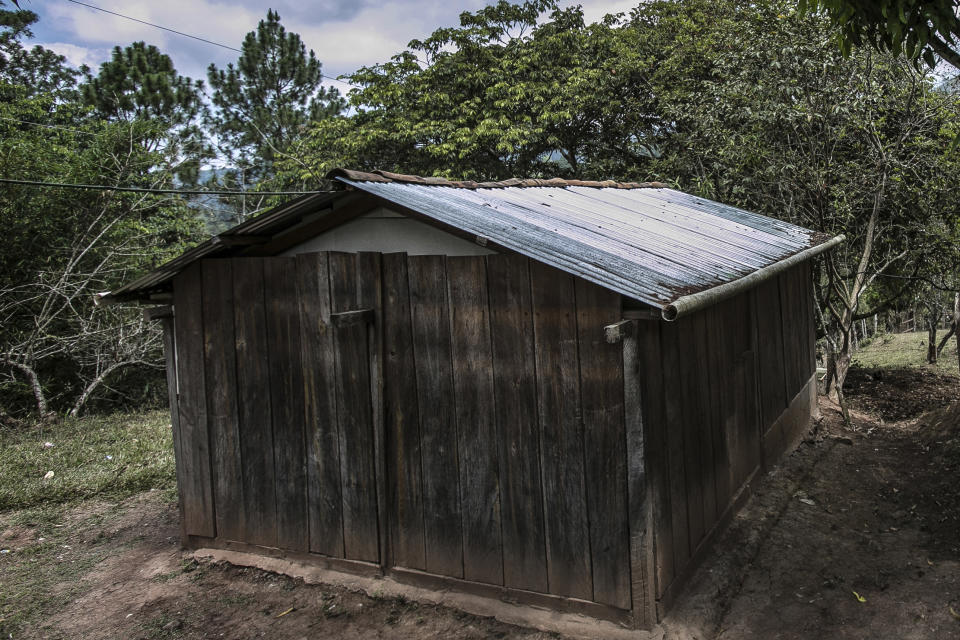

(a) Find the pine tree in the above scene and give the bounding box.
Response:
[207,9,345,187]
[81,42,210,183]
[82,41,205,126]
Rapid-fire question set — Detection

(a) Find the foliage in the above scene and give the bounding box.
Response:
[278,0,657,183]
[630,0,960,412]
[800,0,960,70]
[208,9,344,195]
[83,42,205,124]
[81,41,212,183]
[0,6,79,97]
[0,9,203,419]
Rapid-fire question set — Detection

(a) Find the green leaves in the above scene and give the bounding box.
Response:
[280,1,657,182]
[802,0,960,70]
[207,9,345,191]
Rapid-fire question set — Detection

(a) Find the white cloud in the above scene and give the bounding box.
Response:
[35,1,638,84]
[33,41,109,70]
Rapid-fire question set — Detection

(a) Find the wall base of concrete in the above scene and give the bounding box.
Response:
[193,547,663,640]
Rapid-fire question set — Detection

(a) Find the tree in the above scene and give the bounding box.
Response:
[81,41,211,183]
[634,0,960,418]
[1,6,80,98]
[207,9,344,195]
[82,42,205,125]
[801,0,960,70]
[280,0,658,183]
[0,10,203,419]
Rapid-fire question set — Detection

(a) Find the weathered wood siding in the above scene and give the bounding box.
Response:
[170,252,635,616]
[638,262,816,612]
[168,252,815,626]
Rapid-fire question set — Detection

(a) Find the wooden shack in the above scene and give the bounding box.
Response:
[106,169,842,630]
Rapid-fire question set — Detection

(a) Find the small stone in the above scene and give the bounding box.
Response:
[162,619,182,631]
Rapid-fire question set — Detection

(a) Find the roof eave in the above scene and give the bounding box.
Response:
[661,234,845,321]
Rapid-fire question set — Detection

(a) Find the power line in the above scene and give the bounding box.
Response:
[0,178,330,196]
[64,0,360,89]
[66,0,241,52]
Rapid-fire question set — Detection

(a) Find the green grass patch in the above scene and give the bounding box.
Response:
[853,330,960,377]
[0,410,176,511]
[0,501,134,638]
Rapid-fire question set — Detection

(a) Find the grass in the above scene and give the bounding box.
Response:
[852,330,960,377]
[0,410,177,511]
[0,410,178,637]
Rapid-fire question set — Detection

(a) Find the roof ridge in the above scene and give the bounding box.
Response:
[326,167,668,190]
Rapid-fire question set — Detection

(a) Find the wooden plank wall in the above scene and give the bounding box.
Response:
[174,254,381,562]
[171,252,634,613]
[638,262,816,609]
[383,254,631,610]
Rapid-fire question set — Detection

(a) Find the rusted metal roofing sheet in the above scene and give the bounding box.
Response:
[335,176,834,311]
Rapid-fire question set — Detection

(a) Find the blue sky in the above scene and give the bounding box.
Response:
[24,0,637,91]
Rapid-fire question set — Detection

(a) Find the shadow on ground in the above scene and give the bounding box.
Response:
[2,365,958,639]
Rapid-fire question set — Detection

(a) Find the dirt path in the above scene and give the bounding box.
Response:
[3,371,958,639]
[669,373,960,639]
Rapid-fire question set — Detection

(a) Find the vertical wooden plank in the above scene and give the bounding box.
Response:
[671,315,705,554]
[755,278,787,432]
[802,262,817,380]
[724,292,758,493]
[160,316,187,543]
[637,319,673,599]
[296,252,344,557]
[408,255,462,578]
[530,261,591,600]
[692,312,717,531]
[381,252,425,570]
[328,252,379,562]
[623,320,656,629]
[487,255,548,593]
[795,266,811,386]
[264,258,308,552]
[736,346,762,489]
[779,271,803,397]
[201,260,243,542]
[575,280,630,609]
[706,304,731,519]
[357,252,388,570]
[658,320,691,573]
[173,263,215,538]
[447,255,502,586]
[232,258,276,547]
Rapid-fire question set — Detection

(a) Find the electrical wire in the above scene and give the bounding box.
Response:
[64,0,360,89]
[0,177,330,196]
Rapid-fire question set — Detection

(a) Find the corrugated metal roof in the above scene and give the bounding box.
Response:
[107,168,839,316]
[335,176,832,309]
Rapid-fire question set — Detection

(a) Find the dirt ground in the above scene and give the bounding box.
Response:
[2,367,959,640]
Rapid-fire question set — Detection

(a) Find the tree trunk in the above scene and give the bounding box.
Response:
[927,314,938,364]
[68,362,127,418]
[2,358,51,420]
[939,293,960,359]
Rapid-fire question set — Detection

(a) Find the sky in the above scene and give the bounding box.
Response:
[25,0,640,92]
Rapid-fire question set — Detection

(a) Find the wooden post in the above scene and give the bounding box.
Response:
[357,252,388,572]
[159,313,187,544]
[623,320,656,628]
